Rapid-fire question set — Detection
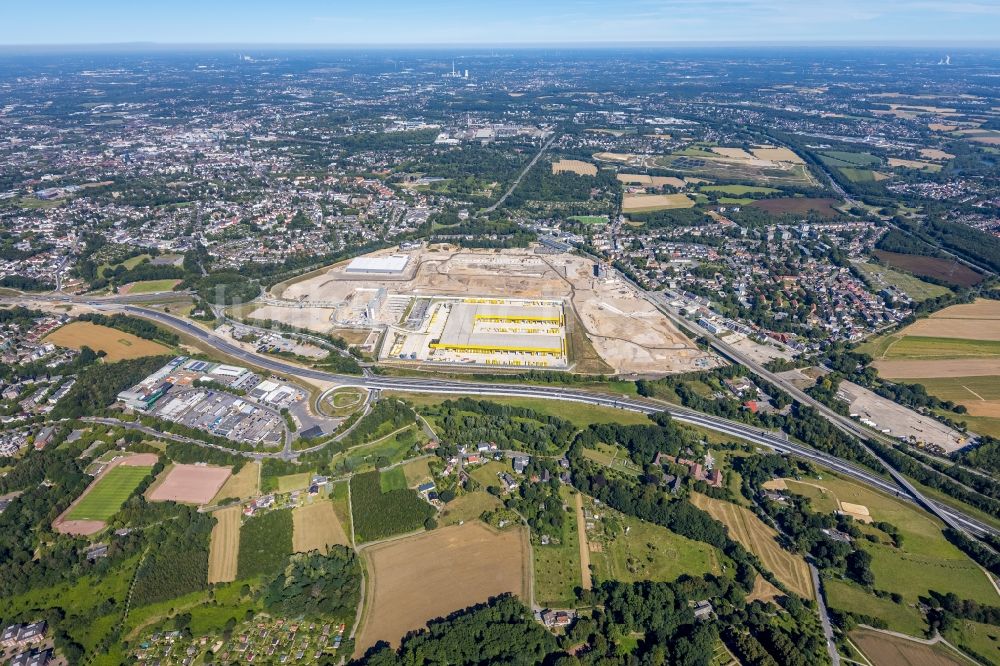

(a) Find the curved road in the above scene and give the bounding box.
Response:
[108,303,996,538]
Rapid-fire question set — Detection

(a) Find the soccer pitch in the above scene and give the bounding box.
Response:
[67,466,152,521]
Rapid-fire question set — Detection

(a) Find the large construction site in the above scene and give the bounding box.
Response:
[255,245,717,375]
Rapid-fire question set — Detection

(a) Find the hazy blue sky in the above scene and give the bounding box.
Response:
[2,0,999,45]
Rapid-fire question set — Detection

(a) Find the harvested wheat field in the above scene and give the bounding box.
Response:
[920,148,955,161]
[751,147,805,163]
[852,628,969,666]
[747,575,783,602]
[211,461,260,503]
[293,500,350,553]
[208,505,242,584]
[691,493,813,599]
[623,193,694,212]
[147,464,231,504]
[355,522,530,656]
[874,358,1000,379]
[552,159,597,176]
[45,321,170,361]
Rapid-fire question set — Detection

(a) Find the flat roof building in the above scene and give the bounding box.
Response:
[345,254,410,274]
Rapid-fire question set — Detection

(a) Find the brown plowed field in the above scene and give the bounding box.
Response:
[873,251,983,287]
[148,464,231,504]
[852,629,968,666]
[355,522,529,656]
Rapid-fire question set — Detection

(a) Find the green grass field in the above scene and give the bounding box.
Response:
[838,167,879,183]
[853,261,951,302]
[98,253,151,278]
[439,491,502,526]
[468,460,511,489]
[534,485,582,607]
[275,472,312,493]
[912,376,1000,402]
[568,215,608,225]
[379,466,408,492]
[582,442,642,477]
[123,279,180,294]
[818,151,882,167]
[824,579,927,636]
[946,619,1000,665]
[590,503,722,584]
[404,393,651,430]
[785,475,998,610]
[866,335,1000,360]
[68,466,152,521]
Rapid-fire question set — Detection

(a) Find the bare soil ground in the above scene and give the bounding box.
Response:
[852,629,969,666]
[273,247,715,376]
[355,522,529,655]
[208,505,241,584]
[147,464,231,505]
[691,493,814,599]
[52,453,160,536]
[292,500,350,553]
[838,380,968,452]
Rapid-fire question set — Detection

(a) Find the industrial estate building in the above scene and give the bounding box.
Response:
[380,297,568,369]
[116,357,304,446]
[344,254,410,275]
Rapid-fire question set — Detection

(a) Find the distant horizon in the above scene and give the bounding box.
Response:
[2,40,1000,52]
[2,1,999,48]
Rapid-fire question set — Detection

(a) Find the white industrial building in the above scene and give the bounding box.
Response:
[345,254,410,275]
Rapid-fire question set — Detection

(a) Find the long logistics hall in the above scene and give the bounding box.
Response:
[380,297,568,368]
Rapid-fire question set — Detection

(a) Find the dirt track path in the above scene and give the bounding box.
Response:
[575,492,592,591]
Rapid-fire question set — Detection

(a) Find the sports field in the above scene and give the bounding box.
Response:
[45,321,171,361]
[207,505,241,584]
[67,464,152,522]
[119,279,182,295]
[292,500,350,554]
[355,521,529,655]
[691,493,814,599]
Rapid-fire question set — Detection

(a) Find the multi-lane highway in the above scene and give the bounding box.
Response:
[112,303,996,538]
